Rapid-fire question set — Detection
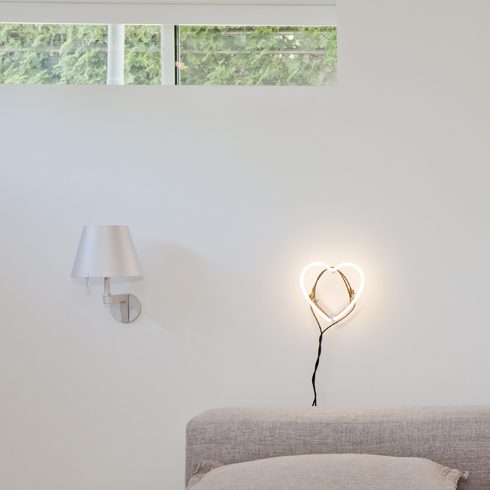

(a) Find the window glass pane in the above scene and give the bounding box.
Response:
[177,25,337,86]
[0,24,337,86]
[0,23,161,85]
[0,24,108,84]
[125,25,161,85]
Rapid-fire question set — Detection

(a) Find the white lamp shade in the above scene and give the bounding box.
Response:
[71,225,142,278]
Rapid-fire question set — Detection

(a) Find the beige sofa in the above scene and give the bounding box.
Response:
[186,406,490,489]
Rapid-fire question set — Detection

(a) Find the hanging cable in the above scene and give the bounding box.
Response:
[309,269,356,406]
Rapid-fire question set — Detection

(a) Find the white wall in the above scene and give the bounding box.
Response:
[1,1,490,489]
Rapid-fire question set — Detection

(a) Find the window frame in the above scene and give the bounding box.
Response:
[0,3,336,29]
[173,24,337,87]
[1,12,338,86]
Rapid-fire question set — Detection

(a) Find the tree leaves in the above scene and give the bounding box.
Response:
[178,26,337,86]
[0,24,337,86]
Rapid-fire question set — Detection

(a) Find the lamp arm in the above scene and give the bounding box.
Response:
[103,277,129,305]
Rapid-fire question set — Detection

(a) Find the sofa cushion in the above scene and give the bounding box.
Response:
[188,453,468,490]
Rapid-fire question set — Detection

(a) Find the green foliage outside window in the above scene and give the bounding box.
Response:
[178,26,337,86]
[0,24,337,85]
[0,24,108,84]
[124,25,161,85]
[0,23,161,84]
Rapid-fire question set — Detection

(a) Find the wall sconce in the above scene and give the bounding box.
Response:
[71,225,143,323]
[300,262,364,406]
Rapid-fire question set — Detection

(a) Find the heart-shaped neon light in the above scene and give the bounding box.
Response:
[300,262,364,323]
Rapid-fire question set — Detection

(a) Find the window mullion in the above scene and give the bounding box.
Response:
[107,24,125,85]
[161,24,176,85]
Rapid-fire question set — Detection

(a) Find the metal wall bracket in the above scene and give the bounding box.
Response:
[103,277,141,323]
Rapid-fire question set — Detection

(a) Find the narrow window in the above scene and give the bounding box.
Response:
[176,25,337,86]
[0,23,336,86]
[0,23,161,85]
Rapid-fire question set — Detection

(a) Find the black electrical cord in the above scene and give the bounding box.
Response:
[309,269,356,407]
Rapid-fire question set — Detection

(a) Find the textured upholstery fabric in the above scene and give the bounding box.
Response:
[187,453,467,490]
[185,406,490,489]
